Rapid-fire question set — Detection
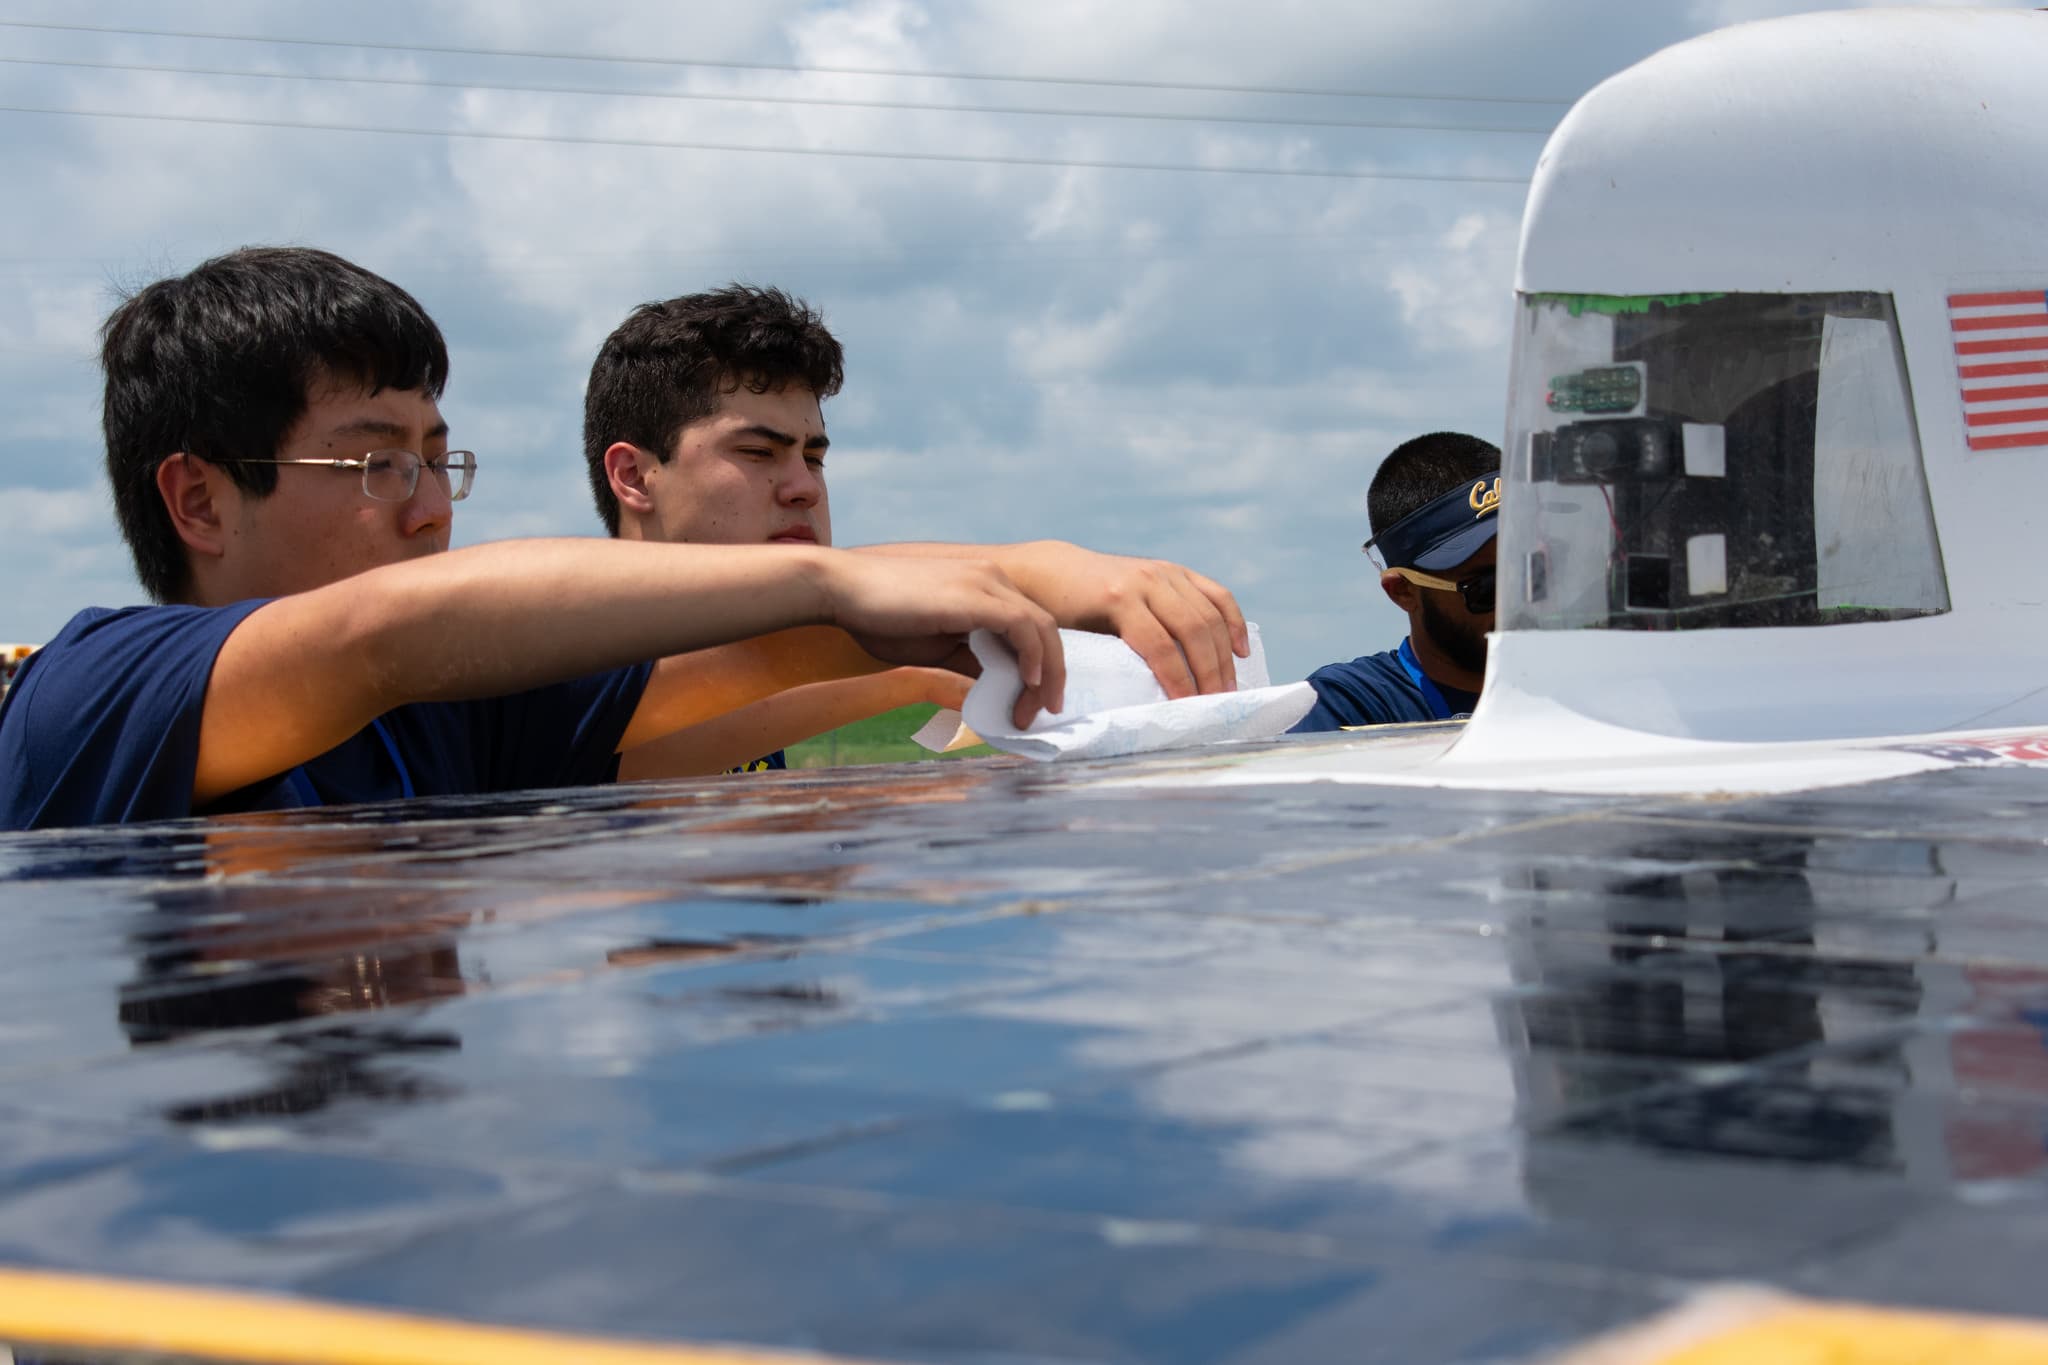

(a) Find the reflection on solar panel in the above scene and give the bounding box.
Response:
[5,736,2048,1362]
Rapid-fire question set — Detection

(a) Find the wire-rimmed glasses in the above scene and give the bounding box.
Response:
[233,450,477,502]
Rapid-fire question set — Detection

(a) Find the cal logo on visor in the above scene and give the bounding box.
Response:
[1469,477,1501,517]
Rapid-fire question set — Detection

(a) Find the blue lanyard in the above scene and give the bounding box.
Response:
[283,717,414,807]
[1397,638,1456,722]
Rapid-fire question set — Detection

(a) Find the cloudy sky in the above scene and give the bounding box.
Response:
[0,0,2014,682]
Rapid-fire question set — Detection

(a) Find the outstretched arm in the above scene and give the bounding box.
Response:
[853,540,1248,696]
[620,541,1253,780]
[194,540,1060,805]
[617,666,970,780]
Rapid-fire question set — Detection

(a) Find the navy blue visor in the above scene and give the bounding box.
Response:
[1364,475,1500,572]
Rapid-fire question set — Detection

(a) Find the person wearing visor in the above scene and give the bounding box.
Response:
[1292,432,1500,731]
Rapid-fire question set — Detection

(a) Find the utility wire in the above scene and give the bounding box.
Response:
[0,222,1517,275]
[0,103,1536,183]
[0,54,1557,136]
[0,18,1576,107]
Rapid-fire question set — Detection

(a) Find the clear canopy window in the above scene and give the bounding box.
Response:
[1498,292,1948,632]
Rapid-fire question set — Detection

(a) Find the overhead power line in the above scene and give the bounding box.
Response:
[0,55,1557,137]
[0,103,1536,184]
[0,18,1576,108]
[0,219,1518,275]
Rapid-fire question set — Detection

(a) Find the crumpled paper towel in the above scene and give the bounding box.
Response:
[912,622,1316,762]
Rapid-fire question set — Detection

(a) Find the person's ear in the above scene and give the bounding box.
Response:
[156,453,230,560]
[604,442,658,515]
[1380,569,1420,611]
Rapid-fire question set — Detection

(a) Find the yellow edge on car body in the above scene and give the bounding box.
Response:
[0,1266,875,1365]
[1563,1287,2048,1364]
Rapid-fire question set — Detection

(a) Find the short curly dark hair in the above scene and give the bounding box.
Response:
[1367,431,1501,538]
[581,284,845,536]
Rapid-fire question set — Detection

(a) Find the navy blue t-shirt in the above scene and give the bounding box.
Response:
[1291,641,1479,732]
[0,603,653,831]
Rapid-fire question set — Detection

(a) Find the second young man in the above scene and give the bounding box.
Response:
[582,285,1249,776]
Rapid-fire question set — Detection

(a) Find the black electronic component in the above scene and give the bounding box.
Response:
[1530,418,1681,485]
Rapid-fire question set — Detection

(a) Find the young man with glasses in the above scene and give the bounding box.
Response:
[1292,432,1501,731]
[0,247,1100,830]
[581,285,1249,777]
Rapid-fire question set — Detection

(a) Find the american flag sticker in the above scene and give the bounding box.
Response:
[1949,288,2048,452]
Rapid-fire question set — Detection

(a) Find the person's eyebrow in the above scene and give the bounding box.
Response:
[326,417,449,443]
[732,424,798,448]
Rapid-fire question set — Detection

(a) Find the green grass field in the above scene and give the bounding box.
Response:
[784,703,998,769]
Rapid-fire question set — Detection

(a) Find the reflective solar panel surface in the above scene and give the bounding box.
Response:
[5,731,2048,1363]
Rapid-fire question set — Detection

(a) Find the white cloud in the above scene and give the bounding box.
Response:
[0,484,107,538]
[1007,270,1170,381]
[1,0,2024,673]
[786,0,934,66]
[1685,0,1977,25]
[1386,210,1518,354]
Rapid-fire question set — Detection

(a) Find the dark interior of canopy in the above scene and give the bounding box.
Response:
[1524,292,1946,631]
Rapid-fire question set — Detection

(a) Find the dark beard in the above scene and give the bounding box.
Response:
[1419,593,1489,675]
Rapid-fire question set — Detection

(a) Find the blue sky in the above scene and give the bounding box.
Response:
[0,0,2012,682]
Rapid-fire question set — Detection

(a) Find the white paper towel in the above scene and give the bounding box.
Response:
[912,623,1317,762]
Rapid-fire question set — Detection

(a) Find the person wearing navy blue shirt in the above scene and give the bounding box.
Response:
[0,248,1264,830]
[1293,432,1501,732]
[582,285,1252,779]
[0,247,1105,832]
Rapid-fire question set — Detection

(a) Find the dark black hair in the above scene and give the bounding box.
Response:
[100,246,450,602]
[1367,431,1502,537]
[582,284,845,535]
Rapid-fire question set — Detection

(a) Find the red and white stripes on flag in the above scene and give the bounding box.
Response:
[1949,289,2048,452]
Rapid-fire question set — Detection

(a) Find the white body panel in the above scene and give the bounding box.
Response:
[1508,6,2048,743]
[1165,8,2048,796]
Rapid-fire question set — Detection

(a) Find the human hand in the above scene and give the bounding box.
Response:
[820,553,1064,728]
[1000,542,1248,698]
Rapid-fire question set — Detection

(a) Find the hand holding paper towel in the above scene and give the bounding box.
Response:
[915,623,1316,761]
